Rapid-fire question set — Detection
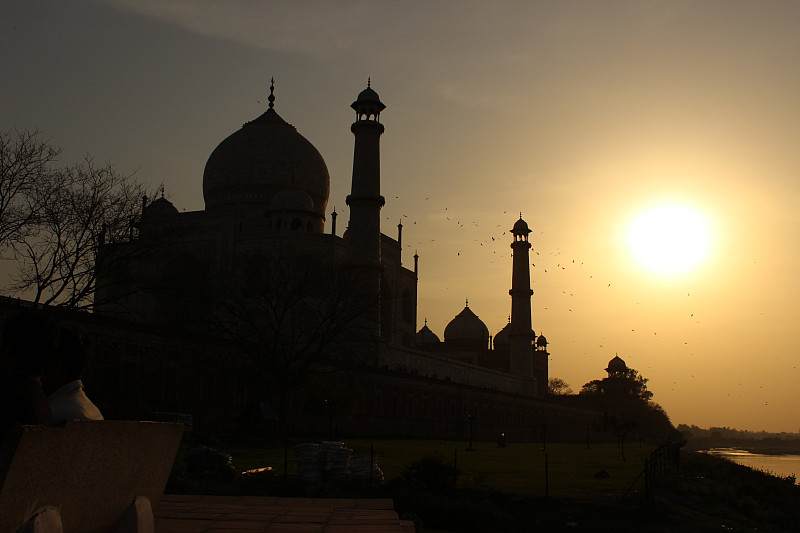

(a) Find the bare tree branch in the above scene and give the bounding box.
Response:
[0,128,60,247]
[205,249,376,424]
[1,129,154,309]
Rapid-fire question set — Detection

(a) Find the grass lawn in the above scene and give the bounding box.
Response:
[224,438,654,500]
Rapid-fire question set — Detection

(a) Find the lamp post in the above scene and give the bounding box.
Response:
[324,399,334,441]
[541,422,548,451]
[467,414,476,451]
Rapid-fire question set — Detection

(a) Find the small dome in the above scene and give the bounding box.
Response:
[512,217,531,234]
[444,304,489,342]
[493,322,512,347]
[536,334,548,347]
[268,188,315,213]
[416,324,441,346]
[356,86,381,103]
[141,197,178,219]
[606,355,627,373]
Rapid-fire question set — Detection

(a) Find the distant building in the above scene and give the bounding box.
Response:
[415,216,550,394]
[95,81,550,399]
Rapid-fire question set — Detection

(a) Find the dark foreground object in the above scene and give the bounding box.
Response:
[0,421,183,532]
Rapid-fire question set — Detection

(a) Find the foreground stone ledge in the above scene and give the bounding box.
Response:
[0,420,183,533]
[154,495,414,533]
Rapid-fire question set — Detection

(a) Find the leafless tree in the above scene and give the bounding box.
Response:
[208,250,377,432]
[0,128,60,247]
[1,128,151,309]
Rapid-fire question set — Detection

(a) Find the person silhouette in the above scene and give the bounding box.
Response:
[44,328,103,422]
[0,311,57,436]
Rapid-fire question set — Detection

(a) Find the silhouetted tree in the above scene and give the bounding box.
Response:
[0,128,59,246]
[547,377,573,396]
[1,129,151,309]
[579,363,673,439]
[580,366,653,403]
[208,249,376,435]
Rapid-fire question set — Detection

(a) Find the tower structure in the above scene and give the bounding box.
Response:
[509,216,535,382]
[346,80,386,338]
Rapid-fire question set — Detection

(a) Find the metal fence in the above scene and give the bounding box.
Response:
[624,435,686,501]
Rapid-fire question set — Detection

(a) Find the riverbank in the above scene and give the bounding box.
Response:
[652,450,799,532]
[385,450,800,532]
[702,448,799,483]
[684,436,800,455]
[166,439,800,531]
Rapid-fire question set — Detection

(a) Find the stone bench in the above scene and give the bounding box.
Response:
[0,420,184,533]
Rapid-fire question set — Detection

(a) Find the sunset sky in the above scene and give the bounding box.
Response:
[3,0,799,433]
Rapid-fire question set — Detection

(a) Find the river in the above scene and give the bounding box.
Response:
[704,448,800,483]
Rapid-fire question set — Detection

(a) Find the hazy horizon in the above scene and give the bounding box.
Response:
[2,0,799,433]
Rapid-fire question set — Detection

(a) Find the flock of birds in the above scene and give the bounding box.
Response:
[330,191,786,411]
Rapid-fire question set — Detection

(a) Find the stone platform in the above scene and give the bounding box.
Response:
[154,494,415,532]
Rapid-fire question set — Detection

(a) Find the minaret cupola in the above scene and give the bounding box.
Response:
[351,78,386,121]
[512,214,531,242]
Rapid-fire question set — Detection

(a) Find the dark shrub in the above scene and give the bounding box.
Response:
[395,453,459,492]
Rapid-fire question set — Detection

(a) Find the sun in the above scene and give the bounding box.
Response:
[625,202,713,276]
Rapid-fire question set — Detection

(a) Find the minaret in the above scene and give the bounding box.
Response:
[509,215,535,380]
[346,79,386,337]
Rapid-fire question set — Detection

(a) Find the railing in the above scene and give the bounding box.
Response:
[624,435,686,501]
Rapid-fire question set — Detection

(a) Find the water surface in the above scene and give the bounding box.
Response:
[705,448,800,483]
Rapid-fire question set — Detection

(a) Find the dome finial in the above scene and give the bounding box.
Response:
[465,298,469,307]
[367,76,371,88]
[268,77,276,109]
